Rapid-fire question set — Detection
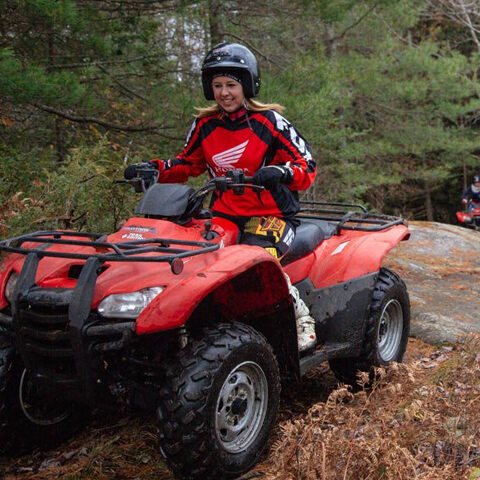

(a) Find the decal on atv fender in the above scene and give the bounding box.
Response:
[121,233,145,240]
[331,241,350,255]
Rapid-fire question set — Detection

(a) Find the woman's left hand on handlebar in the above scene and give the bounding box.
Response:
[253,165,294,191]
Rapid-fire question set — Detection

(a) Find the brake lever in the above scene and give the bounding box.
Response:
[229,183,265,192]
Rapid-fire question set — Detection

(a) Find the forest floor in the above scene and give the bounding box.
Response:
[1,336,479,480]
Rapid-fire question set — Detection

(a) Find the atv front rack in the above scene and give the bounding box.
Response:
[0,231,220,402]
[0,230,219,274]
[298,201,406,233]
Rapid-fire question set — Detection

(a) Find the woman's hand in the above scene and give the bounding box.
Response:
[123,161,159,179]
[253,165,293,191]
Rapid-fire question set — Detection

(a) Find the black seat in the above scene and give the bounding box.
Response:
[281,221,324,265]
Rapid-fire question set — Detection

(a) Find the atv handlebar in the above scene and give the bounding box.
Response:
[117,163,160,193]
[119,166,264,196]
[211,171,263,195]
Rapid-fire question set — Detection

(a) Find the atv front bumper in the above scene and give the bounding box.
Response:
[2,254,137,404]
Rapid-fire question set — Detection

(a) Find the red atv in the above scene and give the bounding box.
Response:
[0,167,410,479]
[456,201,480,230]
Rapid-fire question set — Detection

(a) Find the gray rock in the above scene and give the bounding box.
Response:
[384,221,480,344]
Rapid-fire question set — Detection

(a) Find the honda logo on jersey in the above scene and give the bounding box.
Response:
[212,140,249,172]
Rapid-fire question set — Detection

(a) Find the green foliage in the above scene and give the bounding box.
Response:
[2,141,136,237]
[0,48,86,105]
[269,1,480,211]
[1,0,479,230]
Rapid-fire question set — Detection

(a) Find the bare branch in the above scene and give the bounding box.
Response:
[423,0,480,52]
[336,3,380,40]
[46,54,166,70]
[458,0,480,51]
[222,32,284,69]
[32,103,166,133]
[95,64,148,101]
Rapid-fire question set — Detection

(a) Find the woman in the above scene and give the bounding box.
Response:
[126,42,317,351]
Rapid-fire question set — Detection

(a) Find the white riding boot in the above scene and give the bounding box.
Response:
[285,274,316,352]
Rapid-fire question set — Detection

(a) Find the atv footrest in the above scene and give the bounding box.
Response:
[299,342,353,377]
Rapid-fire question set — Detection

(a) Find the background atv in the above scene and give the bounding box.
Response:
[456,201,480,230]
[0,167,410,479]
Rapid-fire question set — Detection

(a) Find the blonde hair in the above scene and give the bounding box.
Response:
[195,98,285,118]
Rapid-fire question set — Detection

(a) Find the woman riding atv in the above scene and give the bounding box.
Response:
[462,175,480,212]
[124,42,318,351]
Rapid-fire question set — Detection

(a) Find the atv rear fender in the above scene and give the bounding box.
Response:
[309,224,409,289]
[136,245,291,335]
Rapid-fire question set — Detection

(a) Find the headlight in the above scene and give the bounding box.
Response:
[4,272,19,304]
[97,287,164,319]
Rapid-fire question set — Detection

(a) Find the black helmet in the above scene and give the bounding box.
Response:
[201,42,261,100]
[474,175,480,183]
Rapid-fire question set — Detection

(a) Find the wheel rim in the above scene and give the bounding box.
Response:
[215,361,268,453]
[377,299,404,362]
[19,369,72,426]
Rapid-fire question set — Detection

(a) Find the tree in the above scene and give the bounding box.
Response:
[1,0,480,236]
[423,0,480,53]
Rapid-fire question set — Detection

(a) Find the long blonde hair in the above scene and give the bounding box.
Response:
[195,98,285,118]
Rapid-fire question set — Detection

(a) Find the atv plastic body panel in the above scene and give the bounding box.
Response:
[0,198,408,401]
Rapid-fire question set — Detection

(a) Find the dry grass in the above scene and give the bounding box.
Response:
[1,336,480,480]
[259,335,480,480]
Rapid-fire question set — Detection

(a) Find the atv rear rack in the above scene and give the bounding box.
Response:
[298,201,406,233]
[0,230,219,274]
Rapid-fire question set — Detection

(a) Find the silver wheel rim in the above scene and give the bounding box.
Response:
[19,369,72,426]
[377,299,404,362]
[215,361,268,453]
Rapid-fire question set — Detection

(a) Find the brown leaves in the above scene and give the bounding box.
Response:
[262,338,480,479]
[2,338,480,480]
[1,117,14,127]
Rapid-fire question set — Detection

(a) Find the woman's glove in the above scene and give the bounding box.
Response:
[253,165,293,191]
[123,161,159,179]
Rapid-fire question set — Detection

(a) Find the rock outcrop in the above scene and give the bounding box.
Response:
[385,221,480,344]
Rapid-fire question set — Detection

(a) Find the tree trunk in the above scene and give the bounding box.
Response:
[55,118,66,164]
[208,0,223,46]
[421,155,434,221]
[424,179,434,221]
[48,25,65,164]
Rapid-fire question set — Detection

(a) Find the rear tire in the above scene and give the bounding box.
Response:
[0,338,84,455]
[329,268,410,386]
[157,322,281,480]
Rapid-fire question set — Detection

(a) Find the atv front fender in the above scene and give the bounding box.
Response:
[136,245,290,334]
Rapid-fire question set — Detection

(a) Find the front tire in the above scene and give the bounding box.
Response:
[0,338,83,455]
[329,268,410,386]
[158,322,281,480]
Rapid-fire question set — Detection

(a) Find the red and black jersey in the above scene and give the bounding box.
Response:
[152,109,316,218]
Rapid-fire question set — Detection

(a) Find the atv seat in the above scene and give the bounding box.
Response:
[281,221,324,265]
